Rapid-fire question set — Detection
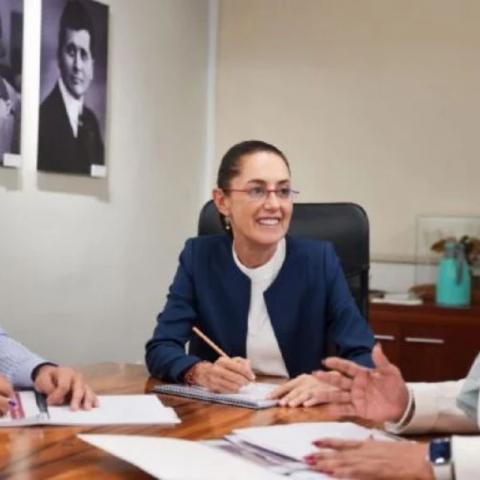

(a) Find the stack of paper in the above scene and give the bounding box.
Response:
[229,422,394,461]
[79,434,284,480]
[371,292,422,306]
[79,422,397,479]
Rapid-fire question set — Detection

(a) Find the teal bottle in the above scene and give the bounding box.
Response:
[436,242,471,307]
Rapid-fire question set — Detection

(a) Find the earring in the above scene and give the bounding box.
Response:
[224,216,231,230]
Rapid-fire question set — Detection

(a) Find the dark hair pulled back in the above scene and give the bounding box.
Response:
[217,140,290,190]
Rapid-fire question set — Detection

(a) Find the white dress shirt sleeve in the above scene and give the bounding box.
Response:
[452,435,480,479]
[386,381,479,435]
[0,327,46,387]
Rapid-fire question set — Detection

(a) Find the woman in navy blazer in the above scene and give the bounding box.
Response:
[146,140,374,406]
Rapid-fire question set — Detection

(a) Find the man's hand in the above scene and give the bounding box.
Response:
[34,366,98,410]
[313,344,409,423]
[304,439,433,480]
[268,373,347,407]
[0,375,15,416]
[187,357,256,393]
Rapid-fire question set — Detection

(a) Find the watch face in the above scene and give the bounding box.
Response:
[430,438,451,465]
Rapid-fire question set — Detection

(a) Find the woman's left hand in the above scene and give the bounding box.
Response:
[304,439,433,480]
[268,373,347,407]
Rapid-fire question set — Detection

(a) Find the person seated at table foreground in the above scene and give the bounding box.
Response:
[302,344,479,479]
[145,140,375,405]
[0,325,98,415]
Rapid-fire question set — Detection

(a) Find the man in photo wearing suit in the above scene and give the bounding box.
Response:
[38,0,104,175]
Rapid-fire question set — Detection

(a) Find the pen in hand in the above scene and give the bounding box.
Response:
[192,326,256,384]
[192,327,229,357]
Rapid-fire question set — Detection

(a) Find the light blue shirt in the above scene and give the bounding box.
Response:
[0,326,46,387]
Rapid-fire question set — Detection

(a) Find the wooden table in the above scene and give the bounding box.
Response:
[0,363,341,479]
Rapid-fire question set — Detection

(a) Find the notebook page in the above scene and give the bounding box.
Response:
[155,382,279,409]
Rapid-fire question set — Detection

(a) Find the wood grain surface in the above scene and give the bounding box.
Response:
[0,363,340,479]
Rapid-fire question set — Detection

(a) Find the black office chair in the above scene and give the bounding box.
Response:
[198,201,370,320]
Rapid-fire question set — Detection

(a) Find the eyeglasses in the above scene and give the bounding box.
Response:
[223,186,300,201]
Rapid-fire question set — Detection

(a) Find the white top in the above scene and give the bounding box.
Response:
[58,78,84,137]
[233,239,289,377]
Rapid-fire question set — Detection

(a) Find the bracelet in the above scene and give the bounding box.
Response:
[400,396,416,428]
[395,388,416,429]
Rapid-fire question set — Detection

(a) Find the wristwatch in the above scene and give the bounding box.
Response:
[429,437,454,480]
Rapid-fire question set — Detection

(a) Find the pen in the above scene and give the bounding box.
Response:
[192,326,256,382]
[35,391,50,419]
[9,392,24,420]
[192,326,229,358]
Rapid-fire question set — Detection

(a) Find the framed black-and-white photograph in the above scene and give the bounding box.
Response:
[38,0,108,177]
[0,0,22,168]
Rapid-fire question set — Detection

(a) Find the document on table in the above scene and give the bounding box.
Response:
[0,391,180,427]
[231,422,396,461]
[207,438,330,479]
[154,381,279,409]
[79,434,284,480]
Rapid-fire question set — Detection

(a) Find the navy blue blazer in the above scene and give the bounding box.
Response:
[145,235,374,382]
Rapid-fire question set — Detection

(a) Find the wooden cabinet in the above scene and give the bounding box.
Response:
[369,302,480,382]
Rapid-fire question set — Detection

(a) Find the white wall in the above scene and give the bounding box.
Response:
[0,0,210,365]
[215,0,480,262]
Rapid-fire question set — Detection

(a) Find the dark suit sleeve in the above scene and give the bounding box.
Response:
[81,109,104,166]
[323,243,374,367]
[145,239,203,382]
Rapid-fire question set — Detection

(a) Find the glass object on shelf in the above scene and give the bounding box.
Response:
[414,215,480,304]
[436,241,471,307]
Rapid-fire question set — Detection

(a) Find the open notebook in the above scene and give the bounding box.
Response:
[154,382,279,409]
[0,391,180,427]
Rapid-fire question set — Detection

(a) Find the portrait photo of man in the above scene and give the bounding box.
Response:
[0,0,23,168]
[38,0,108,177]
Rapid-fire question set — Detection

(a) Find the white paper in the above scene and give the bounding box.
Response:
[90,164,107,177]
[0,392,180,427]
[49,395,180,425]
[239,382,277,395]
[3,153,21,168]
[233,422,394,460]
[79,434,284,480]
[215,438,329,478]
[0,391,44,426]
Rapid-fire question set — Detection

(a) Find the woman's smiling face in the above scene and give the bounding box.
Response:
[216,150,293,257]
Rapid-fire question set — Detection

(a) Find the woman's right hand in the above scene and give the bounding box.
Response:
[187,357,256,393]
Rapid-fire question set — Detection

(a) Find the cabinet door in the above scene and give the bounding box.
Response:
[369,320,401,366]
[400,325,452,382]
[444,326,480,380]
